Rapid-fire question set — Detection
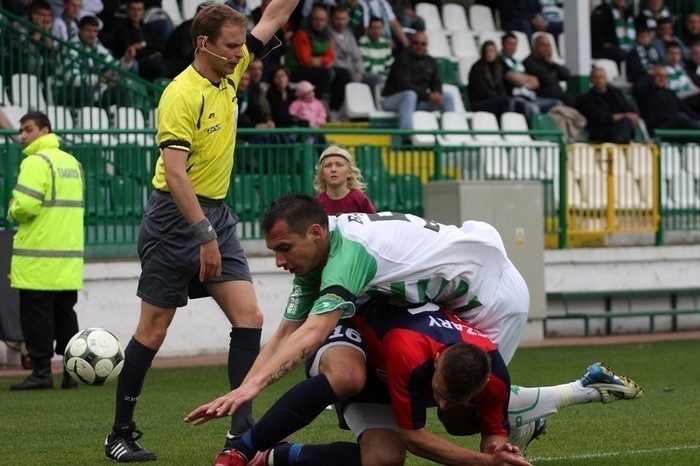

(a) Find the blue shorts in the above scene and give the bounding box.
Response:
[136,190,252,308]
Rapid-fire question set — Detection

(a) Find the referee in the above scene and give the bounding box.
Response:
[104,2,300,463]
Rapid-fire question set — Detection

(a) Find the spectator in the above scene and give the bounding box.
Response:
[523,34,574,106]
[9,0,57,80]
[358,16,393,83]
[387,0,425,34]
[267,65,304,131]
[51,0,82,42]
[312,145,376,215]
[7,111,84,392]
[590,0,635,64]
[469,41,525,119]
[681,13,700,48]
[245,60,275,129]
[340,0,365,39]
[576,67,639,143]
[664,41,700,112]
[625,25,661,85]
[289,80,327,145]
[635,0,670,32]
[380,31,455,135]
[651,17,689,62]
[226,0,253,31]
[286,5,352,118]
[685,41,700,89]
[113,0,178,81]
[250,0,290,81]
[633,65,700,135]
[500,32,559,114]
[495,0,562,40]
[55,15,138,108]
[330,7,383,97]
[359,0,410,49]
[164,1,209,75]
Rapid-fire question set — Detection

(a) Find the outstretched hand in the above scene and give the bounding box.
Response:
[184,383,261,426]
[488,443,532,466]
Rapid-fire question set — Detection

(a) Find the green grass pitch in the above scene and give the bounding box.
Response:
[1,339,698,465]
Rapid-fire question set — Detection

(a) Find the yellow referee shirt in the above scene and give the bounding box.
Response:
[153,46,251,200]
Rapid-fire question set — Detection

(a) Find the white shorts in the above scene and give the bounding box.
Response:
[343,403,398,439]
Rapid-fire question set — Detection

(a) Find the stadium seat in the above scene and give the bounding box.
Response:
[477,30,504,51]
[442,83,467,114]
[0,75,11,105]
[558,32,565,60]
[450,30,479,59]
[442,3,470,32]
[112,106,154,146]
[0,105,26,130]
[45,105,76,142]
[532,31,563,64]
[426,29,454,60]
[77,106,118,146]
[512,30,531,62]
[468,4,497,32]
[411,110,439,146]
[344,82,397,120]
[457,55,479,87]
[11,73,47,111]
[181,0,201,20]
[500,111,532,143]
[471,111,511,179]
[594,58,623,86]
[440,111,473,145]
[161,0,183,27]
[415,3,444,31]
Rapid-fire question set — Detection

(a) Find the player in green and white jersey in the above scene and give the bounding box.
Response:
[186,193,529,425]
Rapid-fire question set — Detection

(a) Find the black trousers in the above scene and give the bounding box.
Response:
[19,290,79,366]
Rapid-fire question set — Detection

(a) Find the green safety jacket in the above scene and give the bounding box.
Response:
[8,133,84,290]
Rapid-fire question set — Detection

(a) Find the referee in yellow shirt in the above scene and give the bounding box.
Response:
[104,2,300,463]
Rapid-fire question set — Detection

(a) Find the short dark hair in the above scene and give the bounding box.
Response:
[20,112,52,132]
[501,32,517,44]
[31,0,51,13]
[440,343,491,401]
[666,41,682,51]
[262,194,328,237]
[368,17,383,26]
[79,15,100,29]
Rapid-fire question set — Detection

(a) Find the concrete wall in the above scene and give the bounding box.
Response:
[3,243,700,363]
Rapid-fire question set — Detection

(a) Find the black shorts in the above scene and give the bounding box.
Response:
[136,190,252,308]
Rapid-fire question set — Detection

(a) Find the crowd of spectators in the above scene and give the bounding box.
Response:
[2,0,700,142]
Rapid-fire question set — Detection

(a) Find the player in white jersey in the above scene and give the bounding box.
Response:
[186,194,530,455]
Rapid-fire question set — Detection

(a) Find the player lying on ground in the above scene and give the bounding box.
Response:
[186,299,644,465]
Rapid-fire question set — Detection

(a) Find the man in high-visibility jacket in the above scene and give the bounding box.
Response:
[8,111,84,391]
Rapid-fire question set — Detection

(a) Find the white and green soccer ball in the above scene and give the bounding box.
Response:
[64,328,124,386]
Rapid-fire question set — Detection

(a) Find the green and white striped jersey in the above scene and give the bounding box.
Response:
[283,212,514,321]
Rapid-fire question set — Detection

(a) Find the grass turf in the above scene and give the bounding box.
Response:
[1,339,698,465]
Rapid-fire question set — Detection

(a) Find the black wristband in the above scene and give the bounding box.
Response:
[191,218,218,244]
[246,33,265,56]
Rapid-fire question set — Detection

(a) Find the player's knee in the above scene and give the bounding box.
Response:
[233,305,264,328]
[321,356,366,398]
[360,441,405,466]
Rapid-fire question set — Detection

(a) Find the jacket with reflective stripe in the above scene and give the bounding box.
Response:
[9,133,84,290]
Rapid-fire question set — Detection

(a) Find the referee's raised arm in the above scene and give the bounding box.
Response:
[248,0,300,60]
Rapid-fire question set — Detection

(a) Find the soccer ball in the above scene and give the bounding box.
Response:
[64,328,124,386]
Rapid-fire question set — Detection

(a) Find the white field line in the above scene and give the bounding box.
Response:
[529,444,700,462]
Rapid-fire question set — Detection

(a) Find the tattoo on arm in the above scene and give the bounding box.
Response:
[266,347,311,386]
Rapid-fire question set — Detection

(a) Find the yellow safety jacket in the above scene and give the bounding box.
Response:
[8,133,84,290]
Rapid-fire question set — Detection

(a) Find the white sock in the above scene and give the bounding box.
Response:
[509,381,601,427]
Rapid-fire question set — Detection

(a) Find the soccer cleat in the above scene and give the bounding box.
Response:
[579,362,644,403]
[105,424,157,462]
[509,417,547,455]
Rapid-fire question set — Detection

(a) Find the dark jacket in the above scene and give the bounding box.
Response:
[576,86,634,130]
[496,0,541,27]
[633,77,700,132]
[468,59,508,102]
[625,44,661,84]
[112,19,165,59]
[523,55,570,99]
[381,49,441,101]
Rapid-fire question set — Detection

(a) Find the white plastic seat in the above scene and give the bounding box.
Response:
[425,29,454,60]
[415,2,444,31]
[558,32,565,60]
[45,105,75,141]
[532,31,563,64]
[113,106,153,146]
[442,3,470,32]
[411,110,439,147]
[439,111,473,145]
[471,111,511,178]
[0,75,11,105]
[77,106,118,146]
[450,30,479,59]
[469,4,497,32]
[457,56,479,87]
[442,83,466,114]
[160,0,183,26]
[500,111,532,143]
[593,58,622,85]
[477,30,504,51]
[11,73,47,111]
[344,82,396,120]
[512,30,531,62]
[0,104,27,129]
